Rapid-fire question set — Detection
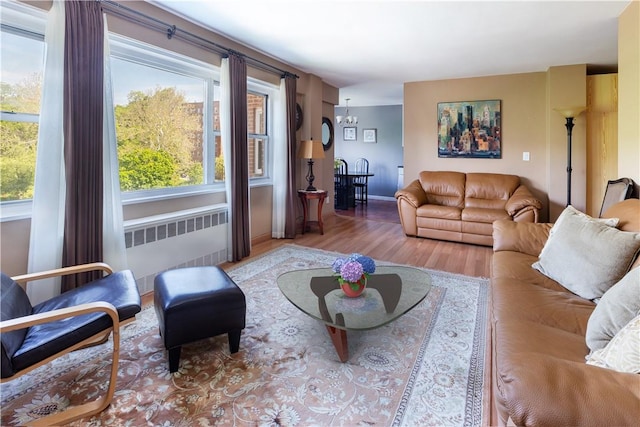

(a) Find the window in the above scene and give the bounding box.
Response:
[246,79,279,184]
[1,3,278,216]
[109,35,221,198]
[248,91,267,177]
[110,37,275,196]
[0,4,46,203]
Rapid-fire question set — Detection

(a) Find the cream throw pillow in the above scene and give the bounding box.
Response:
[532,206,640,300]
[586,268,640,351]
[586,314,640,374]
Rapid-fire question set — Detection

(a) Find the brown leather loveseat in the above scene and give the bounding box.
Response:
[489,199,640,426]
[395,171,542,246]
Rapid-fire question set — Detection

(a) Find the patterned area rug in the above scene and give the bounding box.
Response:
[0,244,488,426]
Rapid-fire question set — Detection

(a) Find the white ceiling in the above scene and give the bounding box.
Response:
[150,0,630,107]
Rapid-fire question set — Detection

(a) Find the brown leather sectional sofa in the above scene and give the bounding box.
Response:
[395,171,542,246]
[489,199,640,426]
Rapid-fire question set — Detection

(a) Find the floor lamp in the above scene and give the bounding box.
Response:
[297,139,325,191]
[554,106,586,206]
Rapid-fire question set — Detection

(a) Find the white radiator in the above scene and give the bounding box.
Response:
[124,205,229,295]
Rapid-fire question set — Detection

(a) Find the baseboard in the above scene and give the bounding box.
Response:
[251,233,273,246]
[368,195,396,202]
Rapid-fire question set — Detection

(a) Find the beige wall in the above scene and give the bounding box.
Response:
[618,0,640,184]
[404,70,587,222]
[0,219,30,277]
[250,186,273,243]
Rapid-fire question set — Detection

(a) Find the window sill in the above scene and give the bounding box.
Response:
[0,201,32,222]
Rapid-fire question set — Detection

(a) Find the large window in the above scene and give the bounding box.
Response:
[0,4,45,203]
[110,37,275,196]
[110,36,221,198]
[0,3,277,216]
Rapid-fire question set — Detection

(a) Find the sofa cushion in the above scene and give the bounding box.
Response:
[461,207,510,223]
[586,314,640,374]
[532,205,640,300]
[492,251,569,292]
[418,171,465,208]
[586,267,640,352]
[492,277,594,334]
[416,204,461,220]
[465,173,519,209]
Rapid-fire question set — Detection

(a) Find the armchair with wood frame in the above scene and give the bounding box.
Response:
[0,262,141,426]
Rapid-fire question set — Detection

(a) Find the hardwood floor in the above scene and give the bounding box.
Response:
[240,200,493,278]
[334,198,401,224]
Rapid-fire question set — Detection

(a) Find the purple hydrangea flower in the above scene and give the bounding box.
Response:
[340,260,364,282]
[332,258,346,274]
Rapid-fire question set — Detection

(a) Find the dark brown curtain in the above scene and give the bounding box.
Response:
[61,1,104,291]
[228,52,251,261]
[284,74,297,238]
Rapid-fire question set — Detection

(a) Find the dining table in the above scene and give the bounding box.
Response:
[334,172,374,210]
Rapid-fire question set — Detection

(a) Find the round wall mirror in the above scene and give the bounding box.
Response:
[295,103,303,130]
[321,117,334,151]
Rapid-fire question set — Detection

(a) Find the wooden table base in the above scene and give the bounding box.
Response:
[310,275,402,362]
[297,190,327,235]
[326,325,349,362]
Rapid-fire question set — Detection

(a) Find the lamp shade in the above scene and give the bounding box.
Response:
[554,106,586,118]
[297,139,325,160]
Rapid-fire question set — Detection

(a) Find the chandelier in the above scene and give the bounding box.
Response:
[336,98,358,126]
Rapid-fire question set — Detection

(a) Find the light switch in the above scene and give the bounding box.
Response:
[523,152,530,161]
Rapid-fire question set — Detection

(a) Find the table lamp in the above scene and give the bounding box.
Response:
[297,139,325,191]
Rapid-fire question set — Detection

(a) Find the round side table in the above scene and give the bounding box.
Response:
[297,189,327,235]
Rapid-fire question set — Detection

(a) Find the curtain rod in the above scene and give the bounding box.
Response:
[98,0,298,79]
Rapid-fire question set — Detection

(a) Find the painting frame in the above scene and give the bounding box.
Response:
[363,128,377,143]
[343,127,357,141]
[437,99,501,159]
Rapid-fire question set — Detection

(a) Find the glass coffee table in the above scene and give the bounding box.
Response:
[277,266,431,362]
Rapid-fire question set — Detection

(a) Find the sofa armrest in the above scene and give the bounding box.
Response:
[394,179,427,208]
[492,219,552,256]
[505,185,542,219]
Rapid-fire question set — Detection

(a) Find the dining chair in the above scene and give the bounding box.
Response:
[353,158,370,204]
[334,158,351,210]
[599,177,635,217]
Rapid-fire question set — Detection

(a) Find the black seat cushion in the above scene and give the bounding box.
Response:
[1,273,33,378]
[2,270,141,377]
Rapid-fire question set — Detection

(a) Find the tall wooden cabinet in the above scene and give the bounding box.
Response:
[586,74,618,217]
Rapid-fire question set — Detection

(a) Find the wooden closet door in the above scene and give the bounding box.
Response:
[586,74,618,217]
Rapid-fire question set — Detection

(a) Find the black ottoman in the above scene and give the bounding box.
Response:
[154,266,246,373]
